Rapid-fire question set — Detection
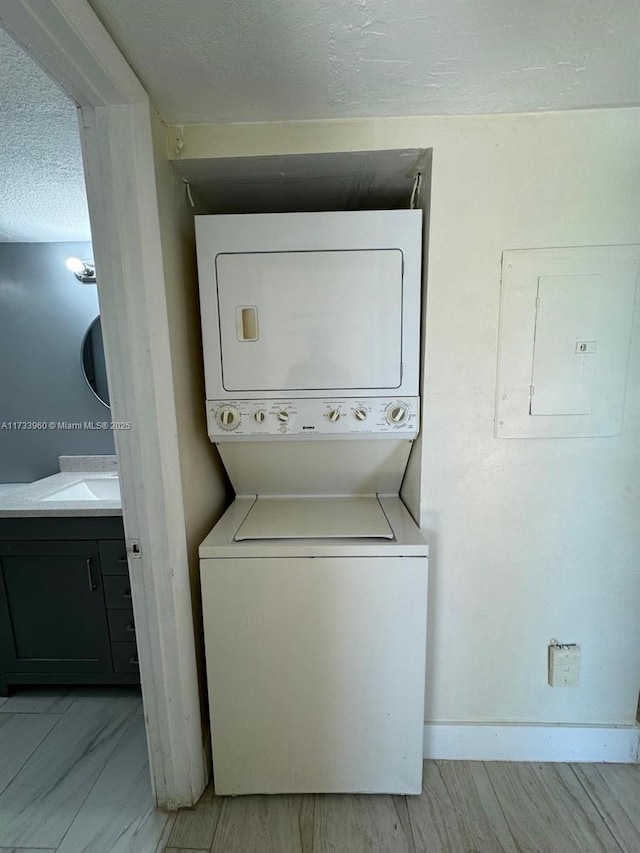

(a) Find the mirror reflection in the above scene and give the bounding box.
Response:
[81,316,110,408]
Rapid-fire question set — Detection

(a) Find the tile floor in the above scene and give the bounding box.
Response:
[164,760,640,853]
[0,686,169,853]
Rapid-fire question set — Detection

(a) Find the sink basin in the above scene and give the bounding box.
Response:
[41,477,121,502]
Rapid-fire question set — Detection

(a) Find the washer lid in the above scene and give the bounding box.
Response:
[234,496,394,541]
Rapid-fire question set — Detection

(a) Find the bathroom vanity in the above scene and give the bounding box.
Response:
[0,468,138,696]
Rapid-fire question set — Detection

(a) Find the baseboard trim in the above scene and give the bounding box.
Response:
[423,722,640,763]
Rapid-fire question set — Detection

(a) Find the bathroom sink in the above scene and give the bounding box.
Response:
[41,477,121,502]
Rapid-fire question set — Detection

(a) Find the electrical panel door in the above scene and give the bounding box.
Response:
[530,275,602,416]
[496,245,639,438]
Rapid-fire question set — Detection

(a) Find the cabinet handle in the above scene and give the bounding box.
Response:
[129,655,139,665]
[86,558,97,592]
[126,623,135,633]
[117,557,128,564]
[123,589,132,600]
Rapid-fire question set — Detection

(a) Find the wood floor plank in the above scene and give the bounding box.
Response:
[314,794,414,853]
[211,794,314,853]
[572,763,640,853]
[485,762,624,853]
[154,816,175,853]
[0,687,73,714]
[407,760,519,852]
[0,689,140,849]
[166,784,223,850]
[56,714,166,853]
[164,849,207,853]
[0,713,61,795]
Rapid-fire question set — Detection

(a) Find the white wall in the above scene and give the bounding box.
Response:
[169,107,640,728]
[415,109,640,726]
[150,110,229,726]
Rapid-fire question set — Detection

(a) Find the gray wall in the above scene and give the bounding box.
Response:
[0,242,115,482]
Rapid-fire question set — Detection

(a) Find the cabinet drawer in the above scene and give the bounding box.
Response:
[107,608,136,643]
[98,540,128,575]
[103,575,133,609]
[111,641,139,673]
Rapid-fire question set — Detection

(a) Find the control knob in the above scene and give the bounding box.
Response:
[255,410,266,423]
[216,406,240,430]
[328,410,341,422]
[385,403,409,426]
[277,411,289,422]
[354,408,367,421]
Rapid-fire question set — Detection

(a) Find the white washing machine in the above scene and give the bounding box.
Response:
[196,210,428,795]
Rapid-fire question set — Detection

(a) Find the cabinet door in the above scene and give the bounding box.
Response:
[0,541,112,674]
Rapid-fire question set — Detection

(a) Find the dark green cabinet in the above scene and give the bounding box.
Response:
[0,541,112,674]
[0,517,139,696]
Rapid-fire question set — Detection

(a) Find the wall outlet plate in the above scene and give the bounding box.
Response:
[548,643,580,687]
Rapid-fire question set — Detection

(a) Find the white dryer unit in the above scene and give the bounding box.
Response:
[196,210,422,407]
[195,210,428,795]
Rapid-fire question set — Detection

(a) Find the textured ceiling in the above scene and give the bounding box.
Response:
[0,27,91,242]
[88,0,640,124]
[1,2,636,242]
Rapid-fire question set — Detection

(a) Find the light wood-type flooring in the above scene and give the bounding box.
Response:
[164,760,640,853]
[0,685,171,853]
[2,685,639,853]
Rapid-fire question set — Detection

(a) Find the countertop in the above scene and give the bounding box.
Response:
[0,471,122,517]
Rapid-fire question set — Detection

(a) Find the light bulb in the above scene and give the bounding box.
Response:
[65,257,85,274]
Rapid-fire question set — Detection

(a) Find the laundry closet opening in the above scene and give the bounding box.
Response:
[173,146,432,527]
[186,148,432,796]
[172,147,431,215]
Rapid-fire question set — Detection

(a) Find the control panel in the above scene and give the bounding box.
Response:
[206,397,420,440]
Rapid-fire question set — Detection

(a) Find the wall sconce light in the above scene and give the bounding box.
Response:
[66,257,96,283]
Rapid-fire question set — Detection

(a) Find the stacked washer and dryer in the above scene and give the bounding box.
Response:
[195,210,428,795]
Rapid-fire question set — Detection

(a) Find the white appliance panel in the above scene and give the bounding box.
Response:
[217,439,413,496]
[234,496,394,540]
[195,211,422,400]
[206,396,419,440]
[216,250,403,392]
[201,555,428,794]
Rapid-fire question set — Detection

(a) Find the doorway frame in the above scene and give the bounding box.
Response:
[0,0,207,808]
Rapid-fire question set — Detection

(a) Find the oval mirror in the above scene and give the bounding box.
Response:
[81,316,110,408]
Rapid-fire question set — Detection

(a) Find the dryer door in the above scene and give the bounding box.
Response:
[215,249,403,393]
